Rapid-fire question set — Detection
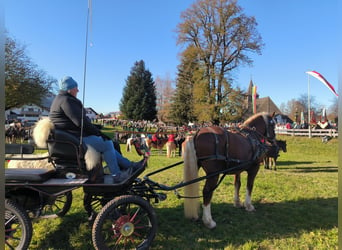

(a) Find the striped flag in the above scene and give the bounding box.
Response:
[306,71,338,97]
[252,85,257,114]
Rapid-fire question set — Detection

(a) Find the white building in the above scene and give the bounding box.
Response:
[6,104,49,122]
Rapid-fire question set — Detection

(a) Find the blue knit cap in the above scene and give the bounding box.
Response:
[59,76,78,91]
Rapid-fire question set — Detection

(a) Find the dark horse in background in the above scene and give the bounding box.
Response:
[264,139,287,170]
[183,112,276,229]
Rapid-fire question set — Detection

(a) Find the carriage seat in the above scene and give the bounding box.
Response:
[5,168,56,182]
[47,129,87,171]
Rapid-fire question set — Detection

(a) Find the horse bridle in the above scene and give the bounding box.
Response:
[262,114,276,143]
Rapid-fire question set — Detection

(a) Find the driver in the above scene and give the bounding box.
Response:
[49,76,147,183]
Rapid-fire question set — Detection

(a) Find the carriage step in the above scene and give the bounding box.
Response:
[42,178,88,185]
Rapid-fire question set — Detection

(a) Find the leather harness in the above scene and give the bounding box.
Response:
[194,126,270,170]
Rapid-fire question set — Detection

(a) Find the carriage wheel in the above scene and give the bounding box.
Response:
[92,195,157,250]
[84,193,111,222]
[5,199,32,250]
[41,191,73,217]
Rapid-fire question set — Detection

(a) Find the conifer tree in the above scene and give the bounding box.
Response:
[170,46,198,125]
[119,60,157,121]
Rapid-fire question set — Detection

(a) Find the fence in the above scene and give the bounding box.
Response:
[275,128,338,137]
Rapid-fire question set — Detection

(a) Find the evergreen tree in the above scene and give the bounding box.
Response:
[170,46,198,125]
[119,60,157,121]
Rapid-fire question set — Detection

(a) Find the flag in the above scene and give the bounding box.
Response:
[321,108,327,123]
[252,85,257,114]
[306,71,338,97]
[300,111,305,125]
[310,110,316,124]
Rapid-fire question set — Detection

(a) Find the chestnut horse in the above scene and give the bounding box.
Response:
[183,113,276,229]
[145,136,168,154]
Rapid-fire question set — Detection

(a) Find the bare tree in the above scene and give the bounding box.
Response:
[155,74,175,123]
[328,97,338,121]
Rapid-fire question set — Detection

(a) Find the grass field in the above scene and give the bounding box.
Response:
[25,134,338,249]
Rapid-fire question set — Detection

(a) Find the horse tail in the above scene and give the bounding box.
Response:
[183,136,200,220]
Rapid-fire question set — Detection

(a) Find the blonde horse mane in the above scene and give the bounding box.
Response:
[183,136,200,220]
[32,118,100,170]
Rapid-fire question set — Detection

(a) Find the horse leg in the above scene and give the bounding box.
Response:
[244,164,260,211]
[202,175,219,229]
[233,174,243,208]
[166,143,171,157]
[270,157,276,170]
[263,158,267,169]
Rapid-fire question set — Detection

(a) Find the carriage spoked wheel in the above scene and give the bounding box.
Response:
[40,191,73,218]
[84,193,111,222]
[92,195,157,250]
[5,199,33,250]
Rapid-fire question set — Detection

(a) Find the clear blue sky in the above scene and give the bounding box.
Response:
[5,0,338,114]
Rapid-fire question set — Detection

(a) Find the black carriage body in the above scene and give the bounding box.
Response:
[4,132,161,249]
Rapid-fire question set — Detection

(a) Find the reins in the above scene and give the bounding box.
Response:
[174,158,256,199]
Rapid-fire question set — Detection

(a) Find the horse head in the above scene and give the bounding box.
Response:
[277,140,287,152]
[132,137,150,157]
[243,112,276,143]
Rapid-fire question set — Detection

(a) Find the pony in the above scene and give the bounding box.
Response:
[183,112,276,229]
[5,122,28,144]
[264,139,287,170]
[126,137,135,152]
[145,136,168,154]
[166,141,177,158]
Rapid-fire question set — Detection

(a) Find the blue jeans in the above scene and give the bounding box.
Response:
[83,135,131,175]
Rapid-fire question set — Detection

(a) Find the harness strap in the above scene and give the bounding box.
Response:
[203,127,230,162]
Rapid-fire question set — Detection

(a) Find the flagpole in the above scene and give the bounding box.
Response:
[307,73,311,138]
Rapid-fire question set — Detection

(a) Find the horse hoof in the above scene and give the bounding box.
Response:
[233,202,243,208]
[245,205,256,212]
[203,220,216,229]
[190,217,199,222]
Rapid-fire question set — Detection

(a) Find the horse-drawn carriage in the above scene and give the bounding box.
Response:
[5,112,277,249]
